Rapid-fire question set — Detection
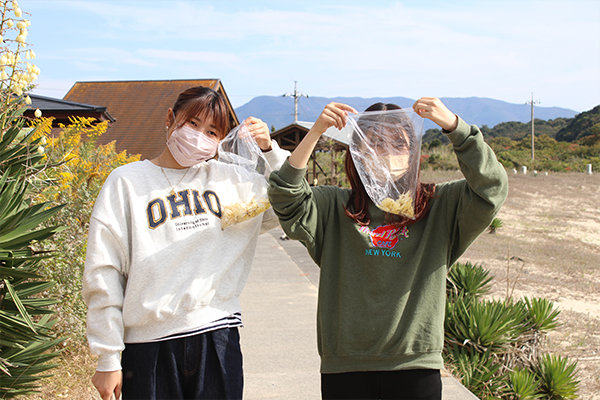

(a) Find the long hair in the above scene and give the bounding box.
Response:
[171,86,231,139]
[343,103,435,226]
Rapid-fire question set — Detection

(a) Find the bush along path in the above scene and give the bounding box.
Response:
[444,261,580,399]
[1,1,66,396]
[0,103,65,395]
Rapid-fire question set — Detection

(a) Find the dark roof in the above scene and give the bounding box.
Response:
[63,79,238,159]
[271,121,347,151]
[28,94,115,121]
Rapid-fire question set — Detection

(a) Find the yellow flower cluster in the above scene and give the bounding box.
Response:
[30,116,140,202]
[221,198,271,230]
[1,0,39,100]
[378,192,415,219]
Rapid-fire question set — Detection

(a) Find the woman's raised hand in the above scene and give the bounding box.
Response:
[288,103,356,169]
[245,116,272,151]
[312,102,358,135]
[412,97,458,132]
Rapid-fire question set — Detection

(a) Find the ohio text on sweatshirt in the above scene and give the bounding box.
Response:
[83,144,288,371]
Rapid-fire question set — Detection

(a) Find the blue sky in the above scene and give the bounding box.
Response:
[24,0,600,112]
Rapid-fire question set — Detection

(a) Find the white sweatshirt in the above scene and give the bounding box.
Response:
[82,144,289,371]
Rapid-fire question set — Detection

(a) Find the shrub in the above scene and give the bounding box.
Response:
[447,261,493,298]
[0,1,68,396]
[533,354,579,399]
[489,218,503,234]
[29,116,139,345]
[507,368,541,400]
[0,104,64,397]
[444,261,580,399]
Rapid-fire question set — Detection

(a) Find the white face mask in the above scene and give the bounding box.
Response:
[166,124,219,167]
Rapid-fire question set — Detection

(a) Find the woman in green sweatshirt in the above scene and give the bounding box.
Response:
[267,97,508,400]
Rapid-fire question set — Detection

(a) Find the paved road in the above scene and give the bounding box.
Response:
[240,228,478,399]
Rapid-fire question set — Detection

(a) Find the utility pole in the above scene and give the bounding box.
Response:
[526,93,540,161]
[283,81,308,123]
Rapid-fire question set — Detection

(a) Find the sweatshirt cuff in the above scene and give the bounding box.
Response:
[443,117,472,147]
[276,159,308,186]
[263,140,290,170]
[96,353,122,372]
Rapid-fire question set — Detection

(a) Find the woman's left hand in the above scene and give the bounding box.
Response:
[412,97,458,132]
[245,116,272,151]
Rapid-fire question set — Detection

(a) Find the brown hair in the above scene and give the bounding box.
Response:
[343,103,435,226]
[171,86,230,139]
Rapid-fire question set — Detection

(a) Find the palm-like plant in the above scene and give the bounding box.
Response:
[489,217,504,233]
[445,296,529,354]
[523,297,560,332]
[444,346,504,399]
[444,262,581,400]
[0,104,65,397]
[507,367,541,400]
[533,354,579,400]
[447,261,493,299]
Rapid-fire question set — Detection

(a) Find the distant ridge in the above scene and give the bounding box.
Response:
[235,96,579,131]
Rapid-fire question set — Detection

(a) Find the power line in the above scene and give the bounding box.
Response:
[525,93,540,161]
[282,81,308,123]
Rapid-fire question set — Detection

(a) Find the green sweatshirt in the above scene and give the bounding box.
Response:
[267,117,508,373]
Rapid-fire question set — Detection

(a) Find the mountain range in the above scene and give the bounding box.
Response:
[235,96,580,131]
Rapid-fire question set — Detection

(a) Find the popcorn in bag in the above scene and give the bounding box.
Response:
[217,124,273,229]
[344,108,424,219]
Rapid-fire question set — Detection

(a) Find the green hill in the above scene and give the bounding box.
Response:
[555,105,600,142]
[423,105,599,145]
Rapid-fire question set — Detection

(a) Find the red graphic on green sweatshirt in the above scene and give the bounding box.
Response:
[359,225,409,249]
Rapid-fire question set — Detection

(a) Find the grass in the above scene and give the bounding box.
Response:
[25,343,99,399]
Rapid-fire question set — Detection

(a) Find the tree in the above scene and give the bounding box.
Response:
[555,105,600,142]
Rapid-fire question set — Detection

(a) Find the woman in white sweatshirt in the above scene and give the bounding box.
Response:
[83,86,289,400]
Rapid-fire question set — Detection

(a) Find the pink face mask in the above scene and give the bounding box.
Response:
[166,124,219,167]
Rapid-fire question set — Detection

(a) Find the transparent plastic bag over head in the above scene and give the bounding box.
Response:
[217,123,272,229]
[346,108,424,219]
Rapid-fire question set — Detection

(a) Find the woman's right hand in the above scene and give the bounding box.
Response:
[312,102,357,135]
[289,102,357,169]
[92,370,122,400]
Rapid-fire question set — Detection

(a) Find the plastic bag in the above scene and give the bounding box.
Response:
[217,124,272,229]
[344,108,424,219]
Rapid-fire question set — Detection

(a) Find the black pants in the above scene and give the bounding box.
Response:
[321,369,442,400]
[121,328,243,400]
